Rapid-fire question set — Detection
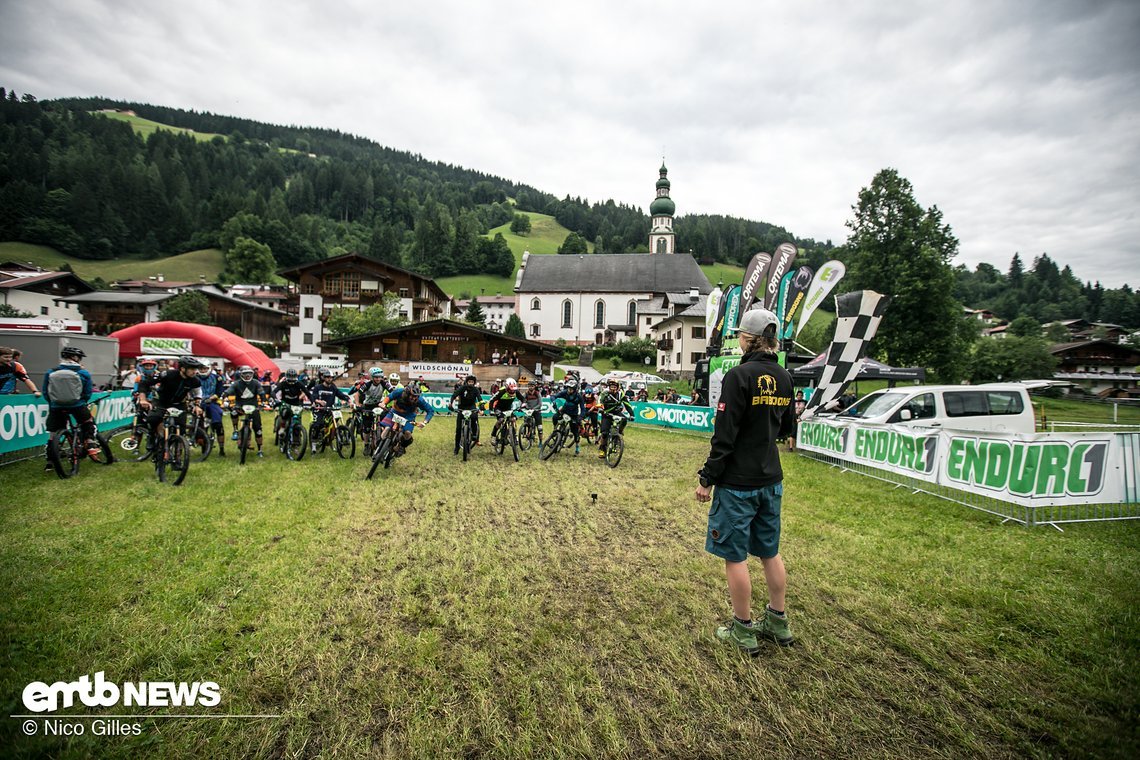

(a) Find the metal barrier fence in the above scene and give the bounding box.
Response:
[797,432,1140,531]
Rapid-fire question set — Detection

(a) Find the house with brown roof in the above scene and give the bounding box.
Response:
[1050,339,1140,396]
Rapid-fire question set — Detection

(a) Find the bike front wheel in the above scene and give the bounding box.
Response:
[167,434,191,485]
[335,426,355,459]
[192,425,213,462]
[605,434,624,468]
[285,424,308,461]
[366,435,390,480]
[238,425,251,465]
[540,429,563,461]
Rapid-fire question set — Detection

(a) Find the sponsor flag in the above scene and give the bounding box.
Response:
[738,252,772,314]
[775,271,795,328]
[719,285,742,339]
[705,287,723,332]
[780,265,815,339]
[794,260,846,337]
[761,242,798,311]
[801,290,890,419]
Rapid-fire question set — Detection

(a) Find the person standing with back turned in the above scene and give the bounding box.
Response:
[695,308,795,654]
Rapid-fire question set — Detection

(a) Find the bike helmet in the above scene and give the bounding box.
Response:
[584,388,595,398]
[286,368,298,380]
[61,346,86,360]
[179,356,207,370]
[564,377,578,390]
[388,372,400,383]
[197,364,211,375]
[404,382,421,398]
[505,378,517,390]
[138,358,157,376]
[319,368,333,380]
[238,364,254,380]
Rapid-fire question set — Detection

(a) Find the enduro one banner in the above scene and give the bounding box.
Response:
[0,391,136,456]
[797,417,1136,506]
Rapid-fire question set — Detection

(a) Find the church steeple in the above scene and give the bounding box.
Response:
[649,160,676,254]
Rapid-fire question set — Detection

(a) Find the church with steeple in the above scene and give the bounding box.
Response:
[513,161,710,347]
[649,161,676,254]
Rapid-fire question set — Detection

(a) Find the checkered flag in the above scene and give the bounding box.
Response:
[801,290,890,418]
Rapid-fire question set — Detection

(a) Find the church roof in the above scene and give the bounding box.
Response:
[516,254,711,294]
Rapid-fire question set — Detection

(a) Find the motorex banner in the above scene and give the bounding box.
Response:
[419,394,715,432]
[0,391,137,455]
[718,285,742,340]
[780,265,815,339]
[762,242,798,311]
[795,260,846,337]
[738,252,772,314]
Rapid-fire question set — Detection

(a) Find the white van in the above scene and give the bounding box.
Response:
[834,383,1037,434]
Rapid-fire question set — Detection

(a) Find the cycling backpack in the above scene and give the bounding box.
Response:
[47,366,84,405]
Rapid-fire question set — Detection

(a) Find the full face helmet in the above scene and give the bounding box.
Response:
[138,358,158,376]
[238,365,254,381]
[505,378,518,390]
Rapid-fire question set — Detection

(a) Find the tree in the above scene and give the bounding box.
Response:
[510,213,532,235]
[0,304,33,318]
[557,232,588,255]
[1044,321,1071,343]
[844,169,973,382]
[969,335,1057,383]
[465,298,486,327]
[324,294,405,341]
[224,236,277,282]
[368,222,403,266]
[1007,316,1042,338]
[504,313,525,338]
[158,291,213,325]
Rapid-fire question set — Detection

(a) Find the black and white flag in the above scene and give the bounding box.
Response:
[801,290,891,418]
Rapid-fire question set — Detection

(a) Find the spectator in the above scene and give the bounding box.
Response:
[0,346,40,395]
[491,349,501,365]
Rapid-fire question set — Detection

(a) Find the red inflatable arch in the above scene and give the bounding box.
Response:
[110,321,280,378]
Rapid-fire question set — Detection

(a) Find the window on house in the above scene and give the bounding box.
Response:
[594,300,605,328]
[675,352,681,364]
[40,306,49,315]
[303,333,314,345]
[562,300,572,328]
[690,352,703,364]
[531,298,541,310]
[530,324,541,337]
[628,301,637,325]
[303,307,314,319]
[303,284,315,295]
[692,326,706,339]
[399,288,409,298]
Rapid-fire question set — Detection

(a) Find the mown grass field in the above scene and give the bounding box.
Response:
[438,213,588,298]
[94,111,225,142]
[0,242,225,284]
[1,419,1137,759]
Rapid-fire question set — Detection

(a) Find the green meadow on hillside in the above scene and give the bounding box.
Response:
[0,242,225,283]
[95,110,225,142]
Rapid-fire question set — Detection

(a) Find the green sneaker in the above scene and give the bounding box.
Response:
[755,608,794,646]
[715,619,760,656]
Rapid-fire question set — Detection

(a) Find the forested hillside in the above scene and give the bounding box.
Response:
[0,89,829,282]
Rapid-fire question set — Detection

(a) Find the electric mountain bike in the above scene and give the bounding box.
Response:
[276,403,309,461]
[45,393,114,479]
[366,411,422,479]
[310,403,355,458]
[490,410,520,462]
[601,413,629,468]
[456,408,479,461]
[152,406,191,485]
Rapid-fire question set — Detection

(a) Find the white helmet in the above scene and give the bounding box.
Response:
[505,378,518,390]
[388,372,400,383]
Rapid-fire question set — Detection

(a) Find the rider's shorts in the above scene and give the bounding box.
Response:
[382,411,416,433]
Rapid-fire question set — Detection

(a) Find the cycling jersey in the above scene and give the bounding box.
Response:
[552,390,586,418]
[224,378,268,405]
[451,384,482,410]
[597,390,634,417]
[0,360,29,394]
[384,387,434,422]
[356,379,388,407]
[488,388,523,413]
[198,371,223,399]
[276,378,309,405]
[310,382,350,408]
[139,370,202,409]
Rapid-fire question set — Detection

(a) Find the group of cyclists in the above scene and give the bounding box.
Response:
[36,344,640,478]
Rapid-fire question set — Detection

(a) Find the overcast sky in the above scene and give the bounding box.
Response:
[2,0,1137,287]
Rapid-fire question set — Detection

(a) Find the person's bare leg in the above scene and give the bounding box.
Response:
[725,560,752,620]
[760,554,786,612]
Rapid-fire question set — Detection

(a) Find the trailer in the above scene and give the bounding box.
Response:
[0,330,120,390]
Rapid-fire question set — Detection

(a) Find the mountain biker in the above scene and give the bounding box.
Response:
[552,377,587,455]
[582,387,601,438]
[274,368,311,445]
[42,346,101,467]
[523,380,543,438]
[197,362,228,457]
[353,368,389,443]
[309,370,353,453]
[387,372,403,392]
[224,365,271,458]
[124,358,159,451]
[449,373,483,454]
[596,378,635,458]
[136,356,206,452]
[379,382,434,457]
[487,377,523,444]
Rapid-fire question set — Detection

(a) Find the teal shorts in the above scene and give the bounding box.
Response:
[705,483,783,562]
